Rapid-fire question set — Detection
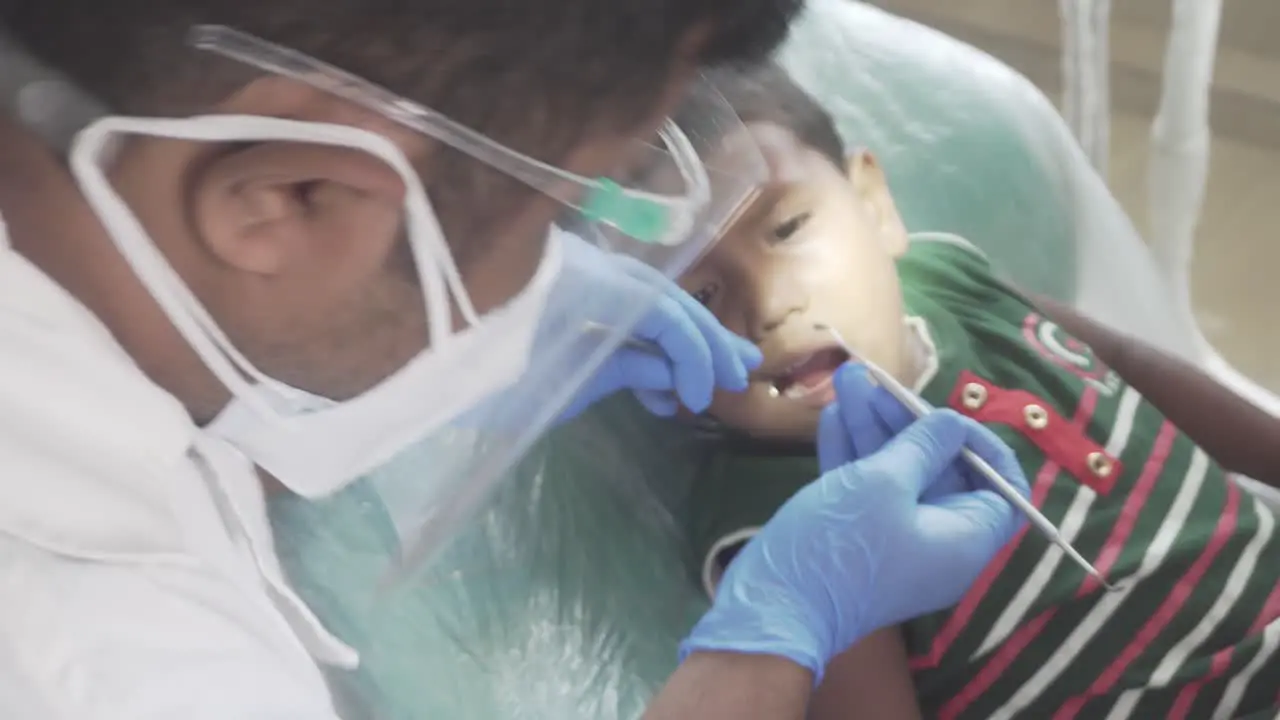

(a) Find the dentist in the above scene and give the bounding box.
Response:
[0,1,1024,717]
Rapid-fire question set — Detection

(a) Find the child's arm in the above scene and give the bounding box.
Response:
[807,627,922,720]
[1033,294,1280,485]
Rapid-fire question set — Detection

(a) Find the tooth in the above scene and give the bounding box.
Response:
[784,385,809,400]
[767,384,781,398]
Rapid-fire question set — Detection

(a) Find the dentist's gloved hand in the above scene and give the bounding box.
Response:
[680,364,1028,683]
[825,363,1002,502]
[556,232,761,421]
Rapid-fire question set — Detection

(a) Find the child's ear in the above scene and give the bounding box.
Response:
[844,149,908,258]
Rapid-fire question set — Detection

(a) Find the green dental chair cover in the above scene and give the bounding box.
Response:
[267,3,1194,718]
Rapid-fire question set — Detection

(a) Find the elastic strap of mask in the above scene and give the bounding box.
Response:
[68,114,460,415]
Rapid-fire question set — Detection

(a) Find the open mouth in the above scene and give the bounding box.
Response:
[770,346,852,403]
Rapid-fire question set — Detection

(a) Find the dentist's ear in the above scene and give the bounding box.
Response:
[191,142,407,277]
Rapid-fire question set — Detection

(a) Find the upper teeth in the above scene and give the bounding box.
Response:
[782,355,812,375]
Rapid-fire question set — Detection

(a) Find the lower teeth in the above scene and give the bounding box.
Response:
[784,385,810,400]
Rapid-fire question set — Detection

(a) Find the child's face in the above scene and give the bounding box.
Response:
[679,122,910,440]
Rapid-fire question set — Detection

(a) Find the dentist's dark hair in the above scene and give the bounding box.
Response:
[0,0,803,258]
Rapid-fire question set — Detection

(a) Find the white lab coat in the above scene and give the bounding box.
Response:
[0,221,358,718]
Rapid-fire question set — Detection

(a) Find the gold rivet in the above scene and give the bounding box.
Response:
[961,382,988,410]
[1023,404,1049,430]
[1087,451,1114,478]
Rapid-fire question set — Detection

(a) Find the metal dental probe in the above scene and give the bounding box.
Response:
[813,323,1120,593]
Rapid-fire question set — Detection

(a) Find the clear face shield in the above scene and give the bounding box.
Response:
[64,26,764,572]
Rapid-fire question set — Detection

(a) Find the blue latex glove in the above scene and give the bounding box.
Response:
[555,233,761,421]
[680,363,1028,683]
[821,363,993,502]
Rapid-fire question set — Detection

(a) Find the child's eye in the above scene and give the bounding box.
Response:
[691,282,720,307]
[772,212,811,242]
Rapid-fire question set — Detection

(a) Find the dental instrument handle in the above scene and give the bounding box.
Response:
[957,445,1116,592]
[875,369,1117,592]
[813,323,1118,592]
[584,320,668,357]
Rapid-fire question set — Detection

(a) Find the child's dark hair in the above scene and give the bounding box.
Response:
[684,61,847,167]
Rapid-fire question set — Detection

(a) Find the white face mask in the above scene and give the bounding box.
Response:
[68,114,562,498]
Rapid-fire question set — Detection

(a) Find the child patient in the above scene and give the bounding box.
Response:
[676,63,1280,719]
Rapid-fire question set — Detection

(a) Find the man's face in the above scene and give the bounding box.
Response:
[93,67,699,416]
[678,122,910,440]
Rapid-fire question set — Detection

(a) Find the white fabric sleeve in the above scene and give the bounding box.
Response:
[0,534,344,720]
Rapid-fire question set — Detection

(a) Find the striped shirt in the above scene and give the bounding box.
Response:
[686,234,1280,718]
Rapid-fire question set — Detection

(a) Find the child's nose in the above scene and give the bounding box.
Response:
[748,272,808,339]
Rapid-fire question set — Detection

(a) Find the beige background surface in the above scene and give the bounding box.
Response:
[871,0,1280,392]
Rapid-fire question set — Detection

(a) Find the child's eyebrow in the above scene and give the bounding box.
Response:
[769,183,821,217]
